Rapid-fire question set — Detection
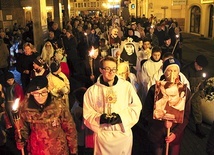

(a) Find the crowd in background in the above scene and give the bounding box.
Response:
[0,12,212,155]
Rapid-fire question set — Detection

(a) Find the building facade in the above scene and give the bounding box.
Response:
[0,0,213,39]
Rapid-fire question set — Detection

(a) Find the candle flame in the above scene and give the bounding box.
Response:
[202,73,206,78]
[89,46,95,57]
[176,34,179,38]
[12,98,20,111]
[84,32,87,36]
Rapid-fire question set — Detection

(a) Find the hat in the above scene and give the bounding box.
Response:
[163,58,181,73]
[164,35,171,41]
[143,37,152,43]
[33,56,44,67]
[26,76,48,93]
[66,30,72,34]
[5,72,14,80]
[196,55,208,68]
[50,61,60,73]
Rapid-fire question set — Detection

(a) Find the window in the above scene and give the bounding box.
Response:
[190,6,201,33]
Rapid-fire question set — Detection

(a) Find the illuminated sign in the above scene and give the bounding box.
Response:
[172,0,186,5]
[131,4,135,9]
[201,0,214,3]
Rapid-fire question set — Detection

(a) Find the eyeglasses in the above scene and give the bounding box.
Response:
[31,91,48,97]
[102,67,117,73]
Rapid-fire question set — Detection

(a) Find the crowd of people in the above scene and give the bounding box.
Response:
[0,13,213,155]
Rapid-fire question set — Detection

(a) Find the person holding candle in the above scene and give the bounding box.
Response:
[4,71,24,126]
[2,72,24,155]
[16,76,77,155]
[142,58,191,155]
[182,54,209,138]
[83,56,142,155]
[171,27,183,62]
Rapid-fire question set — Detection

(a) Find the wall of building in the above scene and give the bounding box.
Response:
[0,0,213,38]
[0,0,24,30]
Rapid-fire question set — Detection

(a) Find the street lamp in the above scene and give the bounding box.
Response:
[161,6,168,18]
[102,3,111,15]
[107,0,121,15]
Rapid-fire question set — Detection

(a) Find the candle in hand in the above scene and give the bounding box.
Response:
[202,73,206,79]
[12,98,20,111]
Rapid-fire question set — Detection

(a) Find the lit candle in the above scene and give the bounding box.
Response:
[12,98,25,155]
[89,46,95,58]
[84,32,89,46]
[89,46,95,76]
[202,73,206,79]
[12,98,20,120]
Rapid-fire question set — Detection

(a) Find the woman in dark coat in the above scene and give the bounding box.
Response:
[16,42,38,92]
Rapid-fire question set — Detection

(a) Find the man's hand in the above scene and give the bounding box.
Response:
[165,132,176,143]
[100,114,111,124]
[154,109,165,119]
[110,113,122,125]
[90,75,95,82]
[16,139,24,150]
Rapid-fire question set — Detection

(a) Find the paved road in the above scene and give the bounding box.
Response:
[182,33,214,77]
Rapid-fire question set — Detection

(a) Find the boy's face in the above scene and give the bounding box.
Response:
[152,52,161,61]
[7,78,15,86]
[194,62,203,71]
[99,60,117,83]
[165,39,171,46]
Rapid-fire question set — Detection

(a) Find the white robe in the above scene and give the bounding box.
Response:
[83,76,142,155]
[141,59,162,93]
